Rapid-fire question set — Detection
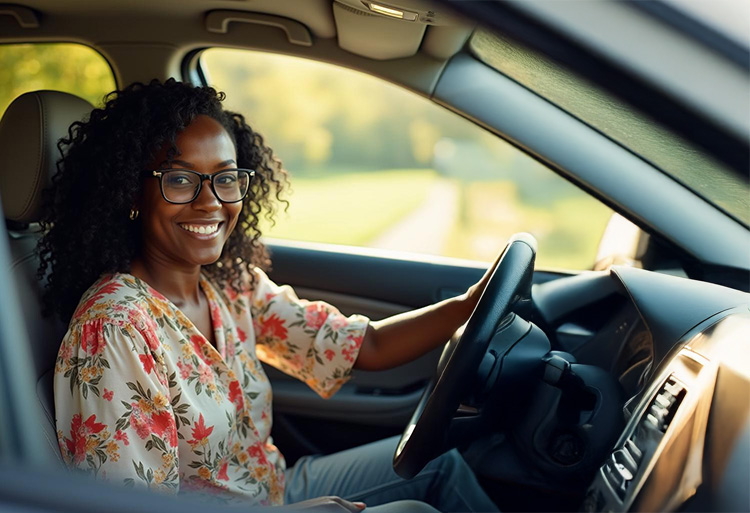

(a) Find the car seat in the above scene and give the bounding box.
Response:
[0,90,94,464]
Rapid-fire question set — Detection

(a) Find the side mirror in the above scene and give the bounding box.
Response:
[593,213,647,271]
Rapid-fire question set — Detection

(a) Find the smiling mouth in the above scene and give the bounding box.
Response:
[178,223,221,235]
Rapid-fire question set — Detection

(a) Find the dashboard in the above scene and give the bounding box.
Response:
[534,266,750,512]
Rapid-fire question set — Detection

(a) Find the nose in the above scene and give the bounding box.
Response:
[192,177,222,211]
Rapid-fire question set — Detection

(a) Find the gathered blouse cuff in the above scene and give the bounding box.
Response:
[249,268,370,399]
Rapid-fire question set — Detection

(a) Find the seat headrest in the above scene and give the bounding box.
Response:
[0,90,94,224]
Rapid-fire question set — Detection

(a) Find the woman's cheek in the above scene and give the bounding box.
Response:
[226,205,242,236]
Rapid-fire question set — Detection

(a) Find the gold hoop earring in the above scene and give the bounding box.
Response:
[129,208,139,221]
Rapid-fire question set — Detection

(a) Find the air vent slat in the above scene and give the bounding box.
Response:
[601,374,687,502]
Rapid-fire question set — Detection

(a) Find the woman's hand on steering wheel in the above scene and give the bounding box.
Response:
[393,233,542,479]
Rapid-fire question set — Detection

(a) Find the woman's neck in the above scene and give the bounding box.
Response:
[129,256,203,307]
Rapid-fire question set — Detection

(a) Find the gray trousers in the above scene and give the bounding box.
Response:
[284,436,499,513]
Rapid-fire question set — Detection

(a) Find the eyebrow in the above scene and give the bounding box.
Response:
[168,159,237,169]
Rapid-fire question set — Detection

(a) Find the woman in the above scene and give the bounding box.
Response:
[41,79,499,512]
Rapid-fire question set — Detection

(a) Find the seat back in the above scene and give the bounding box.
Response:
[0,91,94,464]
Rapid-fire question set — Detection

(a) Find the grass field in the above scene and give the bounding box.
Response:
[262,169,612,270]
[442,180,612,269]
[261,169,437,245]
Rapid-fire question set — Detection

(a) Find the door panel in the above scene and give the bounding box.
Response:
[263,240,571,456]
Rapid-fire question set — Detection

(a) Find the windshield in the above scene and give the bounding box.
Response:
[470,29,750,227]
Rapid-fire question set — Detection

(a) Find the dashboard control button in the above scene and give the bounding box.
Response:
[646,412,661,429]
[614,448,637,474]
[626,438,643,464]
[665,380,684,397]
[654,392,672,409]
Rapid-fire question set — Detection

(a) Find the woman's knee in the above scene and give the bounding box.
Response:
[433,448,471,480]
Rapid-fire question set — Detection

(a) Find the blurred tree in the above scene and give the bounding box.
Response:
[0,43,115,116]
[204,49,516,176]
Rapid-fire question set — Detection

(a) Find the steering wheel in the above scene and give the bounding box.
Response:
[393,233,540,479]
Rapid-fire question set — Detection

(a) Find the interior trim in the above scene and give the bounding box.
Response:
[0,5,39,28]
[205,10,313,47]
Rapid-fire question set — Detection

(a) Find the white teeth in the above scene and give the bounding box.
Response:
[180,223,219,234]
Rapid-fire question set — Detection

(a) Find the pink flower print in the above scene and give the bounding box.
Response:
[65,414,104,464]
[191,335,203,355]
[176,360,192,380]
[211,303,222,330]
[304,304,329,331]
[217,462,229,481]
[83,414,106,435]
[198,364,213,384]
[288,353,305,370]
[75,281,122,318]
[150,410,178,448]
[59,342,73,361]
[80,323,106,355]
[114,430,129,446]
[146,286,168,302]
[103,388,114,401]
[228,380,243,411]
[188,414,214,446]
[190,335,213,364]
[139,353,155,375]
[342,346,356,363]
[130,403,151,440]
[342,334,363,363]
[225,286,238,301]
[324,349,335,361]
[237,327,247,343]
[127,311,160,351]
[247,442,268,464]
[262,314,287,339]
[329,314,347,331]
[65,415,86,464]
[142,323,161,352]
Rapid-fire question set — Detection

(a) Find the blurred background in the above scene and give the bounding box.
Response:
[1,44,612,269]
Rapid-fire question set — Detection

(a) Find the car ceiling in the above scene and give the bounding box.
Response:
[0,0,474,93]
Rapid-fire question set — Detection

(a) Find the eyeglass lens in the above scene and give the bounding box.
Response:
[161,170,250,203]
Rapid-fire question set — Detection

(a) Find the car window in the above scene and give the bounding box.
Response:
[0,43,115,117]
[201,49,612,270]
[470,29,750,227]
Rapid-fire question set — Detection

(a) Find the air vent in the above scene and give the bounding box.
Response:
[603,375,686,500]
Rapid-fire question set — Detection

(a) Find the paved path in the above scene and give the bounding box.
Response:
[370,180,459,254]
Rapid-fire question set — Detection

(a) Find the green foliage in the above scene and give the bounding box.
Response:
[204,49,513,175]
[262,169,437,245]
[0,43,115,116]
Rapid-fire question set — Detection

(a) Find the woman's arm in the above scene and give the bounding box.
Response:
[354,252,503,371]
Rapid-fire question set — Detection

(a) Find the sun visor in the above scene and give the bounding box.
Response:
[333,0,471,60]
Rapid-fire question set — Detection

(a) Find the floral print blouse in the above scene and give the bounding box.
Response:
[53,269,369,505]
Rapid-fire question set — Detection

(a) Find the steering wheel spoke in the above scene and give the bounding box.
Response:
[394,233,552,479]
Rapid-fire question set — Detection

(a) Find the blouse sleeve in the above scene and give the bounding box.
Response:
[249,268,370,399]
[54,317,180,493]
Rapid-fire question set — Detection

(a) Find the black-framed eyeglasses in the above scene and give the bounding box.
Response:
[149,168,255,204]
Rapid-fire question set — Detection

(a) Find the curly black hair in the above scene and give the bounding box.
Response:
[37,79,288,321]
